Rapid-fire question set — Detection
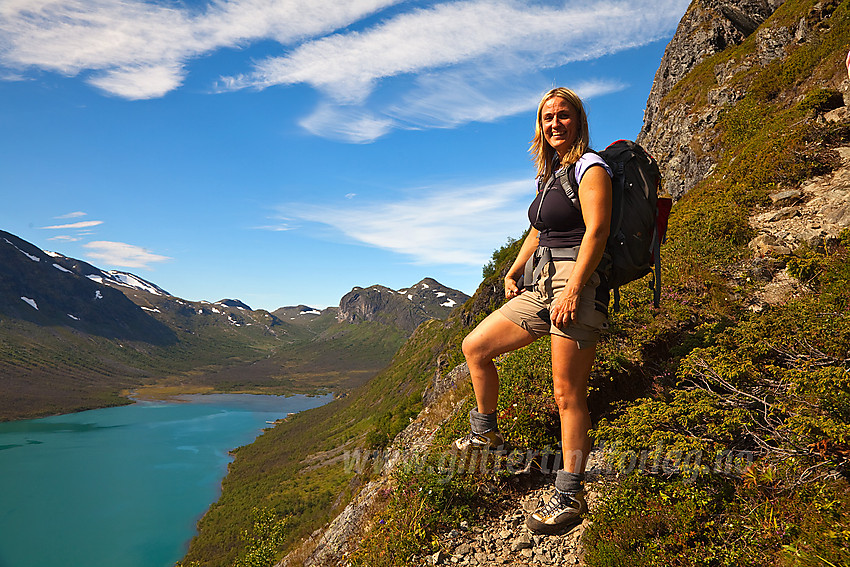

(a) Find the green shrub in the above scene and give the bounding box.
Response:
[798,87,845,113]
[233,508,290,567]
[482,235,522,279]
[787,245,826,284]
[584,472,850,567]
[583,475,740,567]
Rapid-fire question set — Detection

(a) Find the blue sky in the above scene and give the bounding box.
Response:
[0,0,689,311]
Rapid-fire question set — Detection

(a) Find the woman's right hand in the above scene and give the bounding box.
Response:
[504,276,523,299]
[504,227,539,300]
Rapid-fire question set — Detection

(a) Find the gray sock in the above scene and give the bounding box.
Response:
[555,470,585,494]
[469,409,497,434]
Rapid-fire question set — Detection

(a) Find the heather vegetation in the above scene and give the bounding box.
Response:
[330,1,850,565]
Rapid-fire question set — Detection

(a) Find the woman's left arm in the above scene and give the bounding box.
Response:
[549,165,612,327]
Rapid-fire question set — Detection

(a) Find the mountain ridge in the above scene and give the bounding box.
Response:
[0,229,468,420]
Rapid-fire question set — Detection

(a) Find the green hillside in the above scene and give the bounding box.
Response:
[0,311,283,420]
[340,0,850,565]
[190,0,849,565]
[178,313,468,566]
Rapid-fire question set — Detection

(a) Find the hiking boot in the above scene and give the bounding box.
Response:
[453,429,506,451]
[526,489,587,535]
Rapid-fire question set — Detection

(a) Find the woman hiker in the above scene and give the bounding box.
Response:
[454,87,613,535]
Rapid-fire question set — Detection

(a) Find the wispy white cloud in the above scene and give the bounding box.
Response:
[275,74,626,143]
[232,0,684,141]
[54,211,88,219]
[252,212,296,232]
[287,179,533,266]
[230,0,659,99]
[391,73,627,130]
[83,240,171,269]
[0,0,402,99]
[298,104,394,143]
[0,0,688,135]
[40,220,103,230]
[253,224,295,232]
[47,235,82,242]
[228,0,683,97]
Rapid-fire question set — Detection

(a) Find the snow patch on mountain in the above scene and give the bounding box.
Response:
[5,238,40,262]
[21,297,38,310]
[107,271,169,296]
[216,299,252,311]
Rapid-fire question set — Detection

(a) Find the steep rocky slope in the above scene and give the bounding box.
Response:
[269,0,850,565]
[637,0,844,200]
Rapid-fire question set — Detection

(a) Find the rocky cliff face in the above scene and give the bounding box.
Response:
[638,0,787,199]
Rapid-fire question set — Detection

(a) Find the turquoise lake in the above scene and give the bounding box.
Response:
[0,393,333,567]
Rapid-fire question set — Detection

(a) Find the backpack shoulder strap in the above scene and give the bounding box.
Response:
[557,165,581,212]
[556,150,605,212]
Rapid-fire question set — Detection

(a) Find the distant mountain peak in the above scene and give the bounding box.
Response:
[0,230,175,344]
[216,299,252,311]
[337,278,469,333]
[42,250,172,297]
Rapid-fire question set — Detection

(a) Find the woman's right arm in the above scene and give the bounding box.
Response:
[504,228,539,299]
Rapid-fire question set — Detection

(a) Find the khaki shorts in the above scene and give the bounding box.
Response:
[499,259,609,349]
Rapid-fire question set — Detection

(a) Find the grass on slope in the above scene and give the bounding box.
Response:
[0,314,279,420]
[0,288,407,421]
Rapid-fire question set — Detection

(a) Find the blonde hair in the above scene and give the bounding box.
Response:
[530,87,590,182]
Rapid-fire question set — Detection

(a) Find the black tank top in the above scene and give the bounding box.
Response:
[528,174,585,248]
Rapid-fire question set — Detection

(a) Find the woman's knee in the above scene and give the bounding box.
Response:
[462,331,489,362]
[552,388,588,414]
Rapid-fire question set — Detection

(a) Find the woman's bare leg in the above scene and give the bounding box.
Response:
[550,334,596,474]
[462,310,535,415]
[526,334,596,534]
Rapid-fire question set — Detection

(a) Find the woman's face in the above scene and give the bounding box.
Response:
[541,96,578,159]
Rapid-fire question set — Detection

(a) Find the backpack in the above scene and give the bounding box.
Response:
[560,140,672,310]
